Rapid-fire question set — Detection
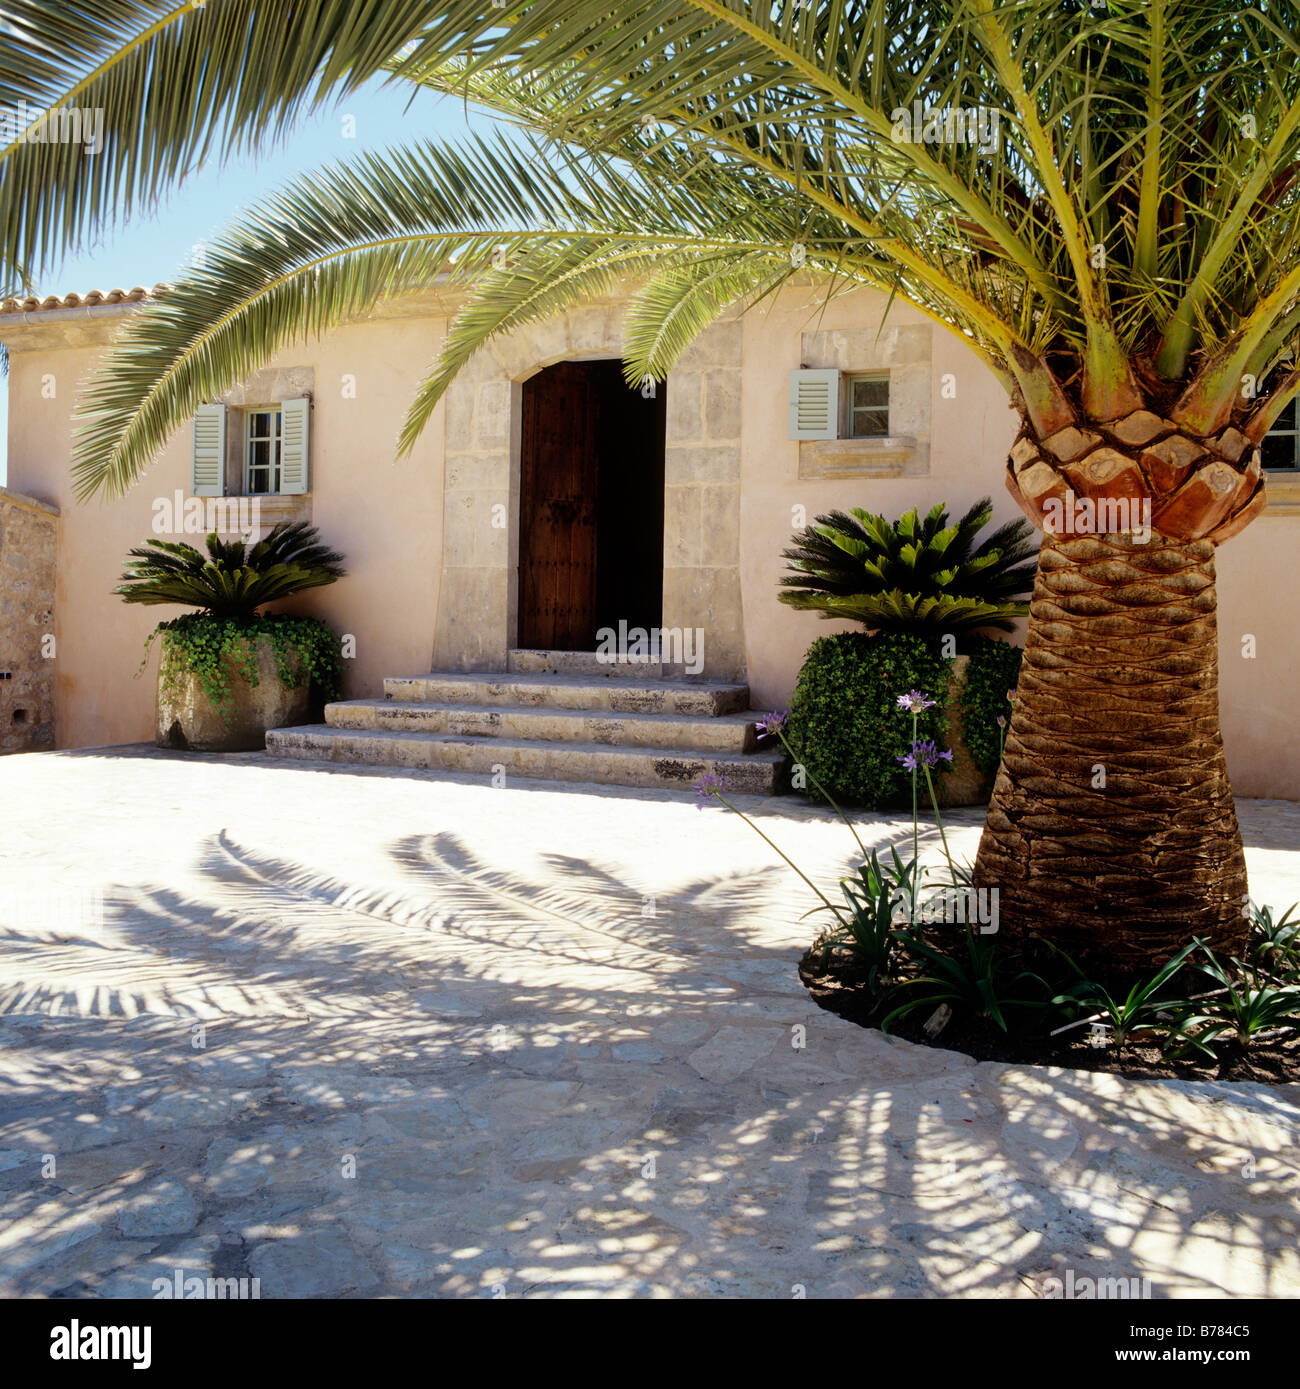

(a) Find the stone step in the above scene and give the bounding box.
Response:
[265,725,785,793]
[325,698,760,753]
[508,648,674,680]
[384,672,750,717]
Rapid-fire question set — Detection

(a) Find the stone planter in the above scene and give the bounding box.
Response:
[937,652,992,807]
[156,632,311,753]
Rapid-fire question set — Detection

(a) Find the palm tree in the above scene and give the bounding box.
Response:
[17,2,1300,973]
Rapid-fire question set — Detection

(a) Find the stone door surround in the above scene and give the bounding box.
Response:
[433,302,745,680]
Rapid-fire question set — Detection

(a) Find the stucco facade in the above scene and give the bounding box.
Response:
[2,282,1297,798]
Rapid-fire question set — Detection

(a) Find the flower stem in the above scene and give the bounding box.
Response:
[774,729,868,861]
[910,711,919,928]
[716,793,847,925]
[922,764,956,882]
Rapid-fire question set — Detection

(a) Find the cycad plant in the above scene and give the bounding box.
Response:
[117,523,346,620]
[780,498,1036,636]
[17,1,1300,968]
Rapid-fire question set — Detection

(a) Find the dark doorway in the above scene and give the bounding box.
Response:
[517,359,666,650]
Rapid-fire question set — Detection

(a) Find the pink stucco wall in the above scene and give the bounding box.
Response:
[3,285,1296,799]
[4,314,446,749]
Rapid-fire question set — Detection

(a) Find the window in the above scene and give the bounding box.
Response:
[844,373,890,438]
[244,408,282,494]
[1262,397,1300,470]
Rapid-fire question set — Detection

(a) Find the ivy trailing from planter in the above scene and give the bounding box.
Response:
[118,522,347,726]
[143,613,342,724]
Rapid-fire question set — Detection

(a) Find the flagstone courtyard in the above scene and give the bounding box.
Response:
[1,747,1298,1298]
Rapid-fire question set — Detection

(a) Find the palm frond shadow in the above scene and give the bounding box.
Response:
[0,830,792,1023]
[2,822,1297,1297]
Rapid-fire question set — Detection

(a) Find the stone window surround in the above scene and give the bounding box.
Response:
[432,303,746,680]
[796,326,933,479]
[217,367,314,526]
[1262,471,1300,515]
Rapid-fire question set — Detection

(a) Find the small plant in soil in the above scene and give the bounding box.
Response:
[882,928,1053,1036]
[1163,949,1300,1060]
[697,694,1299,1083]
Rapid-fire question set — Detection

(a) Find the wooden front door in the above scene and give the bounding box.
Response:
[518,362,601,650]
[518,360,666,651]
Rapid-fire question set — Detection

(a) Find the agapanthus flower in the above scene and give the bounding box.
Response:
[693,772,727,809]
[1007,688,1018,702]
[896,690,936,715]
[896,739,954,772]
[996,715,1006,729]
[755,709,789,741]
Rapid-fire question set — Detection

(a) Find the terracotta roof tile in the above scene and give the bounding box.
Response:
[0,284,167,315]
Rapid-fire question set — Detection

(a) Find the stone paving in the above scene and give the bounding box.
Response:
[1,746,1298,1298]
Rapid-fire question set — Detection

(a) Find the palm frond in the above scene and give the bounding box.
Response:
[0,0,447,282]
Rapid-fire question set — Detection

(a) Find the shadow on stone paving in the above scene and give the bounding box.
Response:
[0,825,1297,1297]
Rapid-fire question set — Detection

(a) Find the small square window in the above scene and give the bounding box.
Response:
[845,373,890,438]
[244,408,283,494]
[1263,396,1299,470]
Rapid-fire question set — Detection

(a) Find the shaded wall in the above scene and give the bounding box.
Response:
[0,485,57,751]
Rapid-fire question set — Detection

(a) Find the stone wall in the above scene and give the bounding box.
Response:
[0,485,58,752]
[433,300,746,679]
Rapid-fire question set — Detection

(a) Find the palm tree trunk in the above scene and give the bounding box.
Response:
[973,531,1249,976]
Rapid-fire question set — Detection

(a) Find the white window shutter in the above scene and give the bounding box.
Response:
[191,404,227,497]
[279,397,310,494]
[788,369,840,439]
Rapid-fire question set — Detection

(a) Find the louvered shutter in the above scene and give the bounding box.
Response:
[788,369,840,439]
[191,404,227,496]
[279,397,310,494]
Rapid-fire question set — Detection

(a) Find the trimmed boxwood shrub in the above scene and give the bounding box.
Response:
[786,631,1027,807]
[786,631,953,808]
[960,635,1024,777]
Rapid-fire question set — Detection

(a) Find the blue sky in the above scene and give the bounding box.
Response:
[0,77,491,482]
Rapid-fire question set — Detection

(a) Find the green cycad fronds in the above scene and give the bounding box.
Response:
[780,498,1037,635]
[116,522,345,620]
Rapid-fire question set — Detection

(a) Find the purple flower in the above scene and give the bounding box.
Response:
[1007,688,1018,702]
[896,739,954,772]
[996,715,1006,729]
[693,772,727,809]
[755,709,789,741]
[896,690,936,715]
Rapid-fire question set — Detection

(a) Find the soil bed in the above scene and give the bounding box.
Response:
[800,950,1300,1084]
